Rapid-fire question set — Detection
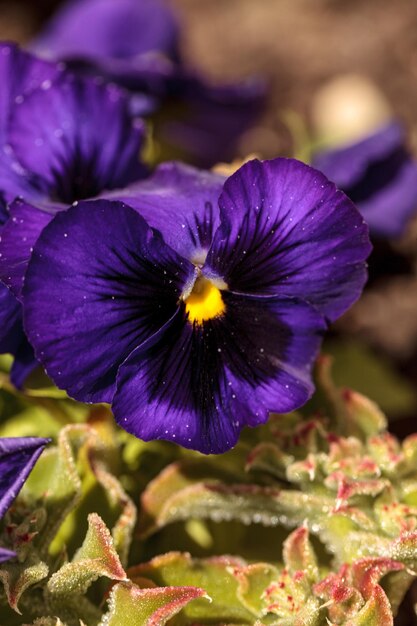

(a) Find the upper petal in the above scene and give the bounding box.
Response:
[0,43,62,144]
[23,199,195,403]
[113,293,325,454]
[0,437,49,519]
[32,0,179,62]
[204,158,372,322]
[5,72,145,205]
[103,161,225,262]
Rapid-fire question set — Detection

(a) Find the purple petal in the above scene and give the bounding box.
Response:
[0,43,61,145]
[32,0,179,62]
[103,161,225,262]
[0,200,54,298]
[313,122,404,188]
[0,437,49,519]
[23,200,195,403]
[204,158,371,322]
[312,122,417,238]
[5,73,145,205]
[113,294,325,454]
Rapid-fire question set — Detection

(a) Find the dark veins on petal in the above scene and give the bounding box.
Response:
[186,200,217,259]
[114,291,322,453]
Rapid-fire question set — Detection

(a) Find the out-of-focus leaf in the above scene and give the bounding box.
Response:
[140,476,337,537]
[139,460,248,537]
[324,340,417,418]
[31,618,68,625]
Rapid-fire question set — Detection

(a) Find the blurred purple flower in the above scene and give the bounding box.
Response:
[0,437,49,562]
[312,122,417,238]
[33,0,179,63]
[22,158,370,453]
[0,43,146,386]
[31,0,266,167]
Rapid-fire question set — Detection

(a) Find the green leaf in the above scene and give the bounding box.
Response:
[47,513,126,597]
[99,582,208,626]
[344,585,393,626]
[129,552,254,624]
[0,559,48,614]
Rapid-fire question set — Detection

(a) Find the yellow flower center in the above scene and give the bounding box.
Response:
[184,276,225,324]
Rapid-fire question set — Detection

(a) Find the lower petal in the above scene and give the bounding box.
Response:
[113,295,325,454]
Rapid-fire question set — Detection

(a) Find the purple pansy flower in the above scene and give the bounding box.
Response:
[0,437,49,562]
[0,43,146,386]
[31,0,265,167]
[22,159,371,454]
[312,122,417,238]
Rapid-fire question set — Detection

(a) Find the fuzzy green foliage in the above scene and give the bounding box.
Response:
[0,359,417,624]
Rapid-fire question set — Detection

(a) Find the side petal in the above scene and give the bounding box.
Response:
[103,161,225,262]
[23,200,195,403]
[204,158,372,322]
[0,437,49,519]
[0,200,54,298]
[113,294,325,454]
